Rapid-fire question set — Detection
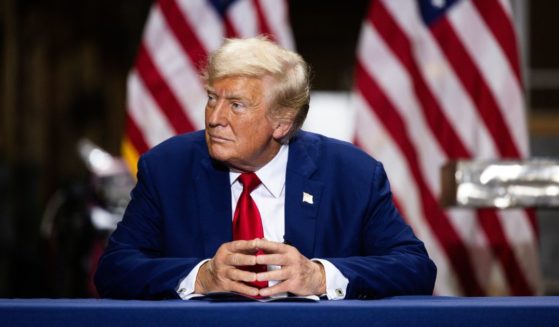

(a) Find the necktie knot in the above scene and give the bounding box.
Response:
[238,172,261,193]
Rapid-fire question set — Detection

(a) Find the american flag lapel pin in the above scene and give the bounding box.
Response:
[303,192,314,204]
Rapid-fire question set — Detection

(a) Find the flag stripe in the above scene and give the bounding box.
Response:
[127,71,175,147]
[258,0,294,49]
[122,114,148,177]
[159,0,209,70]
[446,208,496,293]
[126,115,150,155]
[253,0,275,41]
[478,209,533,294]
[471,0,522,84]
[430,18,520,158]
[135,44,196,134]
[228,0,258,38]
[370,1,469,159]
[142,6,207,130]
[381,0,497,159]
[526,209,538,238]
[358,23,445,191]
[224,16,240,38]
[496,209,540,291]
[174,0,224,52]
[446,1,527,156]
[356,63,483,295]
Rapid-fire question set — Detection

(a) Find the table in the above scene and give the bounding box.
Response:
[1,296,558,327]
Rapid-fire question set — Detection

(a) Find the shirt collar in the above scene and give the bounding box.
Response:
[229,144,289,198]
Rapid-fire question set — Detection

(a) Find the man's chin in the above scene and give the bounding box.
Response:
[208,145,232,163]
[208,148,248,172]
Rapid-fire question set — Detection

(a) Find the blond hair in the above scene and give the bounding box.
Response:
[202,36,310,142]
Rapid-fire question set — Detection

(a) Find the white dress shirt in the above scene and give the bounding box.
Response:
[177,144,349,300]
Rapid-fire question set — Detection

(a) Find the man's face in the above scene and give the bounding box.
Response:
[205,76,286,172]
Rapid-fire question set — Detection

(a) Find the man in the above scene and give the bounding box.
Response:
[95,37,436,300]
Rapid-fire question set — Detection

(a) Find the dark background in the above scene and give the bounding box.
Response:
[1,0,558,297]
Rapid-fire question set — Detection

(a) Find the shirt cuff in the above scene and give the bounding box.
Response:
[312,258,349,300]
[176,259,210,300]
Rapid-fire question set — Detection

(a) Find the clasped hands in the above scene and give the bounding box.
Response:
[194,239,326,297]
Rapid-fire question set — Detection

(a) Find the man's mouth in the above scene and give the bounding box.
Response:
[207,133,232,143]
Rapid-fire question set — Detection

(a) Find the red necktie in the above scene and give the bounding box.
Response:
[233,172,268,289]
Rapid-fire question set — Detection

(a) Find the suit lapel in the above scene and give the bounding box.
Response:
[195,157,232,258]
[284,133,323,258]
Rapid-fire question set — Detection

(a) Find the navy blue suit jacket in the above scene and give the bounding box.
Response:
[95,130,436,299]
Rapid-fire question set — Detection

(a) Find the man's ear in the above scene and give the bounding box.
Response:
[272,119,293,141]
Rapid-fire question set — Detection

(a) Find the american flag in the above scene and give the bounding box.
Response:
[353,0,540,295]
[122,0,294,176]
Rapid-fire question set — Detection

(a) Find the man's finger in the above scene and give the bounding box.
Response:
[225,252,257,266]
[227,239,260,253]
[254,239,289,254]
[229,281,260,297]
[227,268,258,283]
[255,253,289,266]
[256,268,290,282]
[258,281,290,297]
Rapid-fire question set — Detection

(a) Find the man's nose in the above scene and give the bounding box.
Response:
[207,101,228,127]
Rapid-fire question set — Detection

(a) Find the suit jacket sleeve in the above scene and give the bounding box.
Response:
[94,156,201,299]
[327,161,437,299]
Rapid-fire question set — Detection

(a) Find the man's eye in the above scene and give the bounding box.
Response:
[231,102,244,110]
[206,95,217,107]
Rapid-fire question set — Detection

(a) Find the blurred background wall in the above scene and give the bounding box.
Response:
[1,0,558,297]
